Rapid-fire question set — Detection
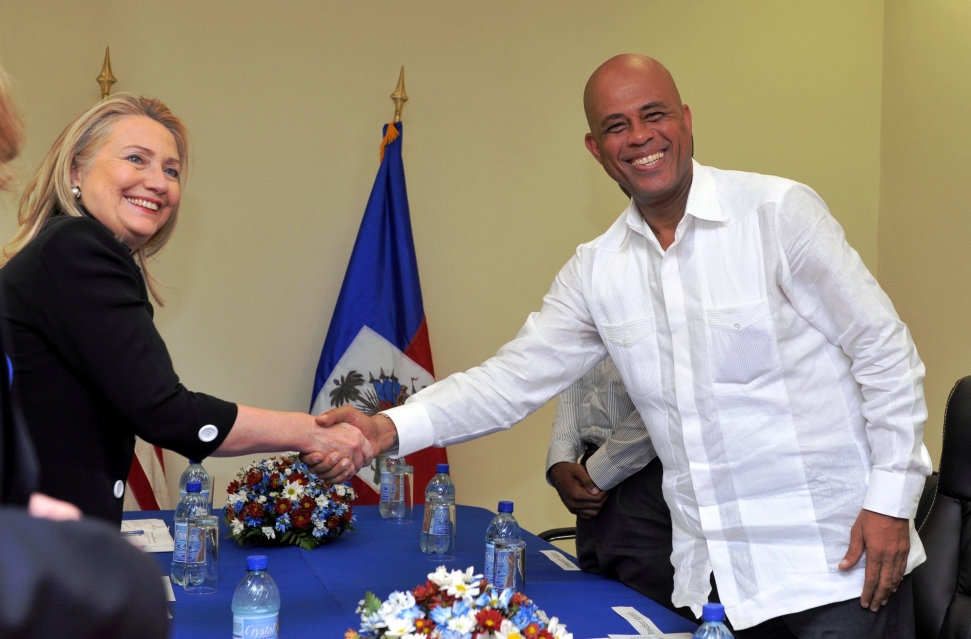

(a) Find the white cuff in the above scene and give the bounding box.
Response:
[382,402,435,458]
[862,468,923,519]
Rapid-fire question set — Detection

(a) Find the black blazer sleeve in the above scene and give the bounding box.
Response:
[27,218,237,460]
[0,508,167,639]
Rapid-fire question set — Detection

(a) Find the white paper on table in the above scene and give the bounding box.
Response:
[120,519,175,552]
[608,635,693,639]
[611,607,665,637]
[161,576,176,602]
[540,549,580,571]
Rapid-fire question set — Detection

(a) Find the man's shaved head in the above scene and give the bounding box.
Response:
[583,55,682,133]
[582,54,693,220]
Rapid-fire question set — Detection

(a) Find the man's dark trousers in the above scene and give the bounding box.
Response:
[575,455,694,620]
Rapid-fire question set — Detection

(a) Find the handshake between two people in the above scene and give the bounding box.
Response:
[300,405,399,484]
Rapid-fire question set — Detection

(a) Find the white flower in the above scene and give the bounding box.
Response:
[226,493,244,506]
[261,526,276,540]
[428,565,451,586]
[314,519,326,530]
[335,484,347,496]
[384,617,415,637]
[258,495,267,503]
[546,618,571,639]
[315,495,330,508]
[443,567,482,600]
[496,619,524,639]
[231,521,244,535]
[448,611,478,634]
[237,490,247,502]
[284,468,292,476]
[283,480,305,502]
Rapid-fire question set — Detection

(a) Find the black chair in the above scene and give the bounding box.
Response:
[537,527,577,542]
[913,376,971,639]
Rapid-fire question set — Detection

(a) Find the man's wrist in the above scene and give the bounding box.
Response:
[375,413,399,454]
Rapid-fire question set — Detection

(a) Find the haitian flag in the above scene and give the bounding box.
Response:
[311,122,446,505]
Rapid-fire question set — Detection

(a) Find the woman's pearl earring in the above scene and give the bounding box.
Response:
[71,186,81,200]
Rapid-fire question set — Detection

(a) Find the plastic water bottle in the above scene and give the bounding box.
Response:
[420,463,456,557]
[692,603,734,638]
[378,455,400,518]
[170,481,209,586]
[179,460,211,505]
[232,555,280,639]
[484,501,520,585]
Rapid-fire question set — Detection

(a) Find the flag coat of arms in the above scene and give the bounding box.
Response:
[311,123,446,504]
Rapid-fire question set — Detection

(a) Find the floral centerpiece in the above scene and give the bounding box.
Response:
[348,566,572,639]
[225,453,356,550]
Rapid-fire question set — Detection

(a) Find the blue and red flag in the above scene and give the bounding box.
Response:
[311,122,446,504]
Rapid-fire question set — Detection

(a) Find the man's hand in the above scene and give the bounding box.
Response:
[315,405,398,454]
[28,493,82,521]
[548,462,608,519]
[299,422,375,482]
[838,509,911,612]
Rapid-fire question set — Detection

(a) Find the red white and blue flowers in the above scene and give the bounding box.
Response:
[348,566,572,639]
[225,454,356,550]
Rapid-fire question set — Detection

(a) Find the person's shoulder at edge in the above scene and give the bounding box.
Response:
[7,214,134,273]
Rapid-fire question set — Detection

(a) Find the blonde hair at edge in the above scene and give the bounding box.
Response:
[0,62,25,192]
[0,93,189,305]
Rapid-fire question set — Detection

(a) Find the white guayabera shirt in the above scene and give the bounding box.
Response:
[385,160,931,629]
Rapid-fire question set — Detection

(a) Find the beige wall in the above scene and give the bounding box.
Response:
[878,0,971,468]
[0,1,886,538]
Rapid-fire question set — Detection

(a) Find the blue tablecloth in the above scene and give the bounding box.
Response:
[129,505,697,638]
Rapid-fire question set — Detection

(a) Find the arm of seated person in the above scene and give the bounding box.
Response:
[214,405,374,483]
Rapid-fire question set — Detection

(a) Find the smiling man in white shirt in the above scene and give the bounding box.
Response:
[312,54,930,638]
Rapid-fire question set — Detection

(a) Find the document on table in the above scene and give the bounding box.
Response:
[612,606,667,637]
[540,549,580,570]
[121,519,175,552]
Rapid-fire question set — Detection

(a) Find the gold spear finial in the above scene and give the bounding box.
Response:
[390,66,408,123]
[96,47,117,100]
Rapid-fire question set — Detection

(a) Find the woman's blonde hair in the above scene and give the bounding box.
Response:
[1,93,189,304]
[0,62,25,192]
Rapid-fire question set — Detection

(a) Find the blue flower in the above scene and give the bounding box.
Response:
[511,603,541,629]
[275,513,291,532]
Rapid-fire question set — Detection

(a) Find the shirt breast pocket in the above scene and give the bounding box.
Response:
[704,298,778,385]
[600,317,660,400]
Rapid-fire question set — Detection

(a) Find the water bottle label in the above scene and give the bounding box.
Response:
[173,522,188,562]
[430,506,452,535]
[495,547,512,586]
[484,541,495,582]
[186,527,205,564]
[380,471,391,501]
[233,613,278,639]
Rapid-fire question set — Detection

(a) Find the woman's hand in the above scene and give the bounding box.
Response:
[300,422,375,481]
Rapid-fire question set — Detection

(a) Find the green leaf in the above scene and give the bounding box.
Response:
[362,591,382,614]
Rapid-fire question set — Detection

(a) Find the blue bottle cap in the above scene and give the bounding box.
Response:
[436,463,450,474]
[188,460,197,465]
[186,481,202,493]
[702,602,725,622]
[247,555,268,571]
[498,501,514,513]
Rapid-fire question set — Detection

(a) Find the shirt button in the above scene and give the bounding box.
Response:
[113,480,125,498]
[198,424,219,442]
[733,323,740,331]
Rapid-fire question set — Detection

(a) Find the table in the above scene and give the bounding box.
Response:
[130,506,698,638]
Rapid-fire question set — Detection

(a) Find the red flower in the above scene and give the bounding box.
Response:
[476,609,504,631]
[242,502,264,520]
[413,618,436,635]
[537,630,554,639]
[292,509,312,529]
[413,582,440,606]
[523,624,541,639]
[511,593,530,607]
[227,480,241,493]
[275,500,292,515]
[245,470,264,487]
[299,496,316,511]
[341,510,353,523]
[327,516,341,529]
[289,471,308,485]
[268,473,283,489]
